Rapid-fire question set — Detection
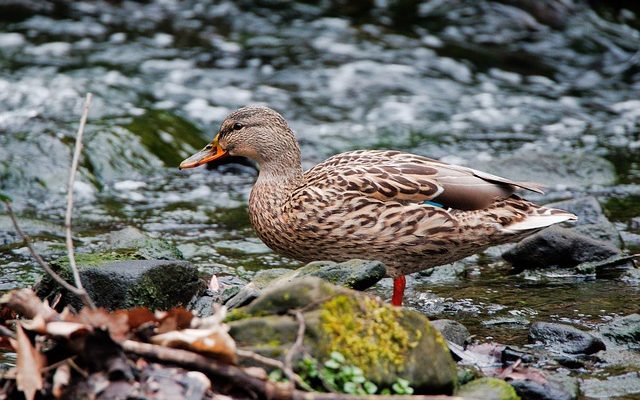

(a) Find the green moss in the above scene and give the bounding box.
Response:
[125,110,206,167]
[457,377,520,400]
[320,295,415,373]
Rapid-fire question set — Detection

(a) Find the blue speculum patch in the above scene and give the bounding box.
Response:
[423,200,444,208]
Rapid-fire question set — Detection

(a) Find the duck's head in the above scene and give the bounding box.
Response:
[179,106,300,171]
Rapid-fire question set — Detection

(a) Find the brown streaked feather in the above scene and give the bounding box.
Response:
[306,150,541,210]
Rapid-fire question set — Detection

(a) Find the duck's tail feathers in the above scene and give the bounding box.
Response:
[505,210,577,232]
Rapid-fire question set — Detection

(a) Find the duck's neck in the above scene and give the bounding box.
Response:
[251,150,305,206]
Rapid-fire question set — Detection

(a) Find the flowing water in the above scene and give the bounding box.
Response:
[1,0,640,392]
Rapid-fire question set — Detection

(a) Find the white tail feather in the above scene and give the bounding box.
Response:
[505,214,577,232]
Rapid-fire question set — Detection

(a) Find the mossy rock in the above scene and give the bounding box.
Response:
[225,259,386,308]
[228,277,457,393]
[457,377,520,400]
[38,259,203,310]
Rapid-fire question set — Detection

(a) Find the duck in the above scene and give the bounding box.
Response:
[179,106,577,306]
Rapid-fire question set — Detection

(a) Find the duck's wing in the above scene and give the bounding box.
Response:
[305,150,544,211]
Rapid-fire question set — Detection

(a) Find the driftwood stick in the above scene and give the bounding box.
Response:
[2,203,94,309]
[64,92,94,308]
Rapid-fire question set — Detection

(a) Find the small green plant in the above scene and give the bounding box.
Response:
[293,351,413,395]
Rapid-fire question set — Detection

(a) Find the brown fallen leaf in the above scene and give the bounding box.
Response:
[156,308,194,334]
[46,321,92,339]
[151,327,237,363]
[10,324,45,400]
[122,307,156,329]
[74,308,129,341]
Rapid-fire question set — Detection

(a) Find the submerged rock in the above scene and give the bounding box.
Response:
[528,322,605,355]
[457,377,519,400]
[228,277,457,393]
[502,226,620,271]
[38,258,203,310]
[225,259,386,308]
[545,197,621,247]
[581,372,640,399]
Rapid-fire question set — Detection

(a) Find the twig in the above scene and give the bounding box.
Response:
[64,93,92,298]
[236,348,310,390]
[284,310,306,385]
[2,204,94,309]
[236,349,286,370]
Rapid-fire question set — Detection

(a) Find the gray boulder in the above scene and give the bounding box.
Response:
[38,258,203,310]
[529,322,605,355]
[431,319,471,347]
[503,226,620,271]
[545,197,620,247]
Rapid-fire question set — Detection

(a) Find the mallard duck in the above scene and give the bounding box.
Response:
[180,106,577,305]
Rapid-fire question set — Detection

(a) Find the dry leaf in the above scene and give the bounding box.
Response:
[74,308,129,341]
[52,363,71,399]
[10,324,45,400]
[151,327,237,363]
[156,308,194,334]
[122,307,156,329]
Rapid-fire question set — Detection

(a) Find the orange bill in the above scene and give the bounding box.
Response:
[179,136,228,169]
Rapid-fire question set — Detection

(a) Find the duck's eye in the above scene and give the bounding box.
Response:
[232,122,244,131]
[205,144,213,150]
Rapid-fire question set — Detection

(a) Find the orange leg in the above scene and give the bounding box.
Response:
[391,275,406,306]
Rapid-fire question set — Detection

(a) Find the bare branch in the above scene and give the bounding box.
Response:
[65,93,92,294]
[236,348,309,390]
[284,310,306,385]
[2,202,95,309]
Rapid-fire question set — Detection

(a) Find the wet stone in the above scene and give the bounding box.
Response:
[545,197,621,247]
[528,322,605,355]
[430,319,470,347]
[580,372,640,400]
[225,259,386,308]
[39,259,203,310]
[510,372,579,400]
[596,314,640,348]
[457,377,519,400]
[102,226,183,261]
[502,226,621,271]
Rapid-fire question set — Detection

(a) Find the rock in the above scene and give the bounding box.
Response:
[102,226,183,260]
[502,226,620,271]
[528,322,605,355]
[620,231,640,251]
[457,377,519,400]
[581,372,640,399]
[189,274,249,318]
[596,314,640,348]
[225,268,291,308]
[228,277,457,393]
[225,260,386,308]
[545,197,621,247]
[430,319,470,346]
[415,262,467,283]
[510,373,578,400]
[38,258,203,310]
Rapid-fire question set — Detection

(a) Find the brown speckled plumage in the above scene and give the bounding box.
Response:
[181,106,577,277]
